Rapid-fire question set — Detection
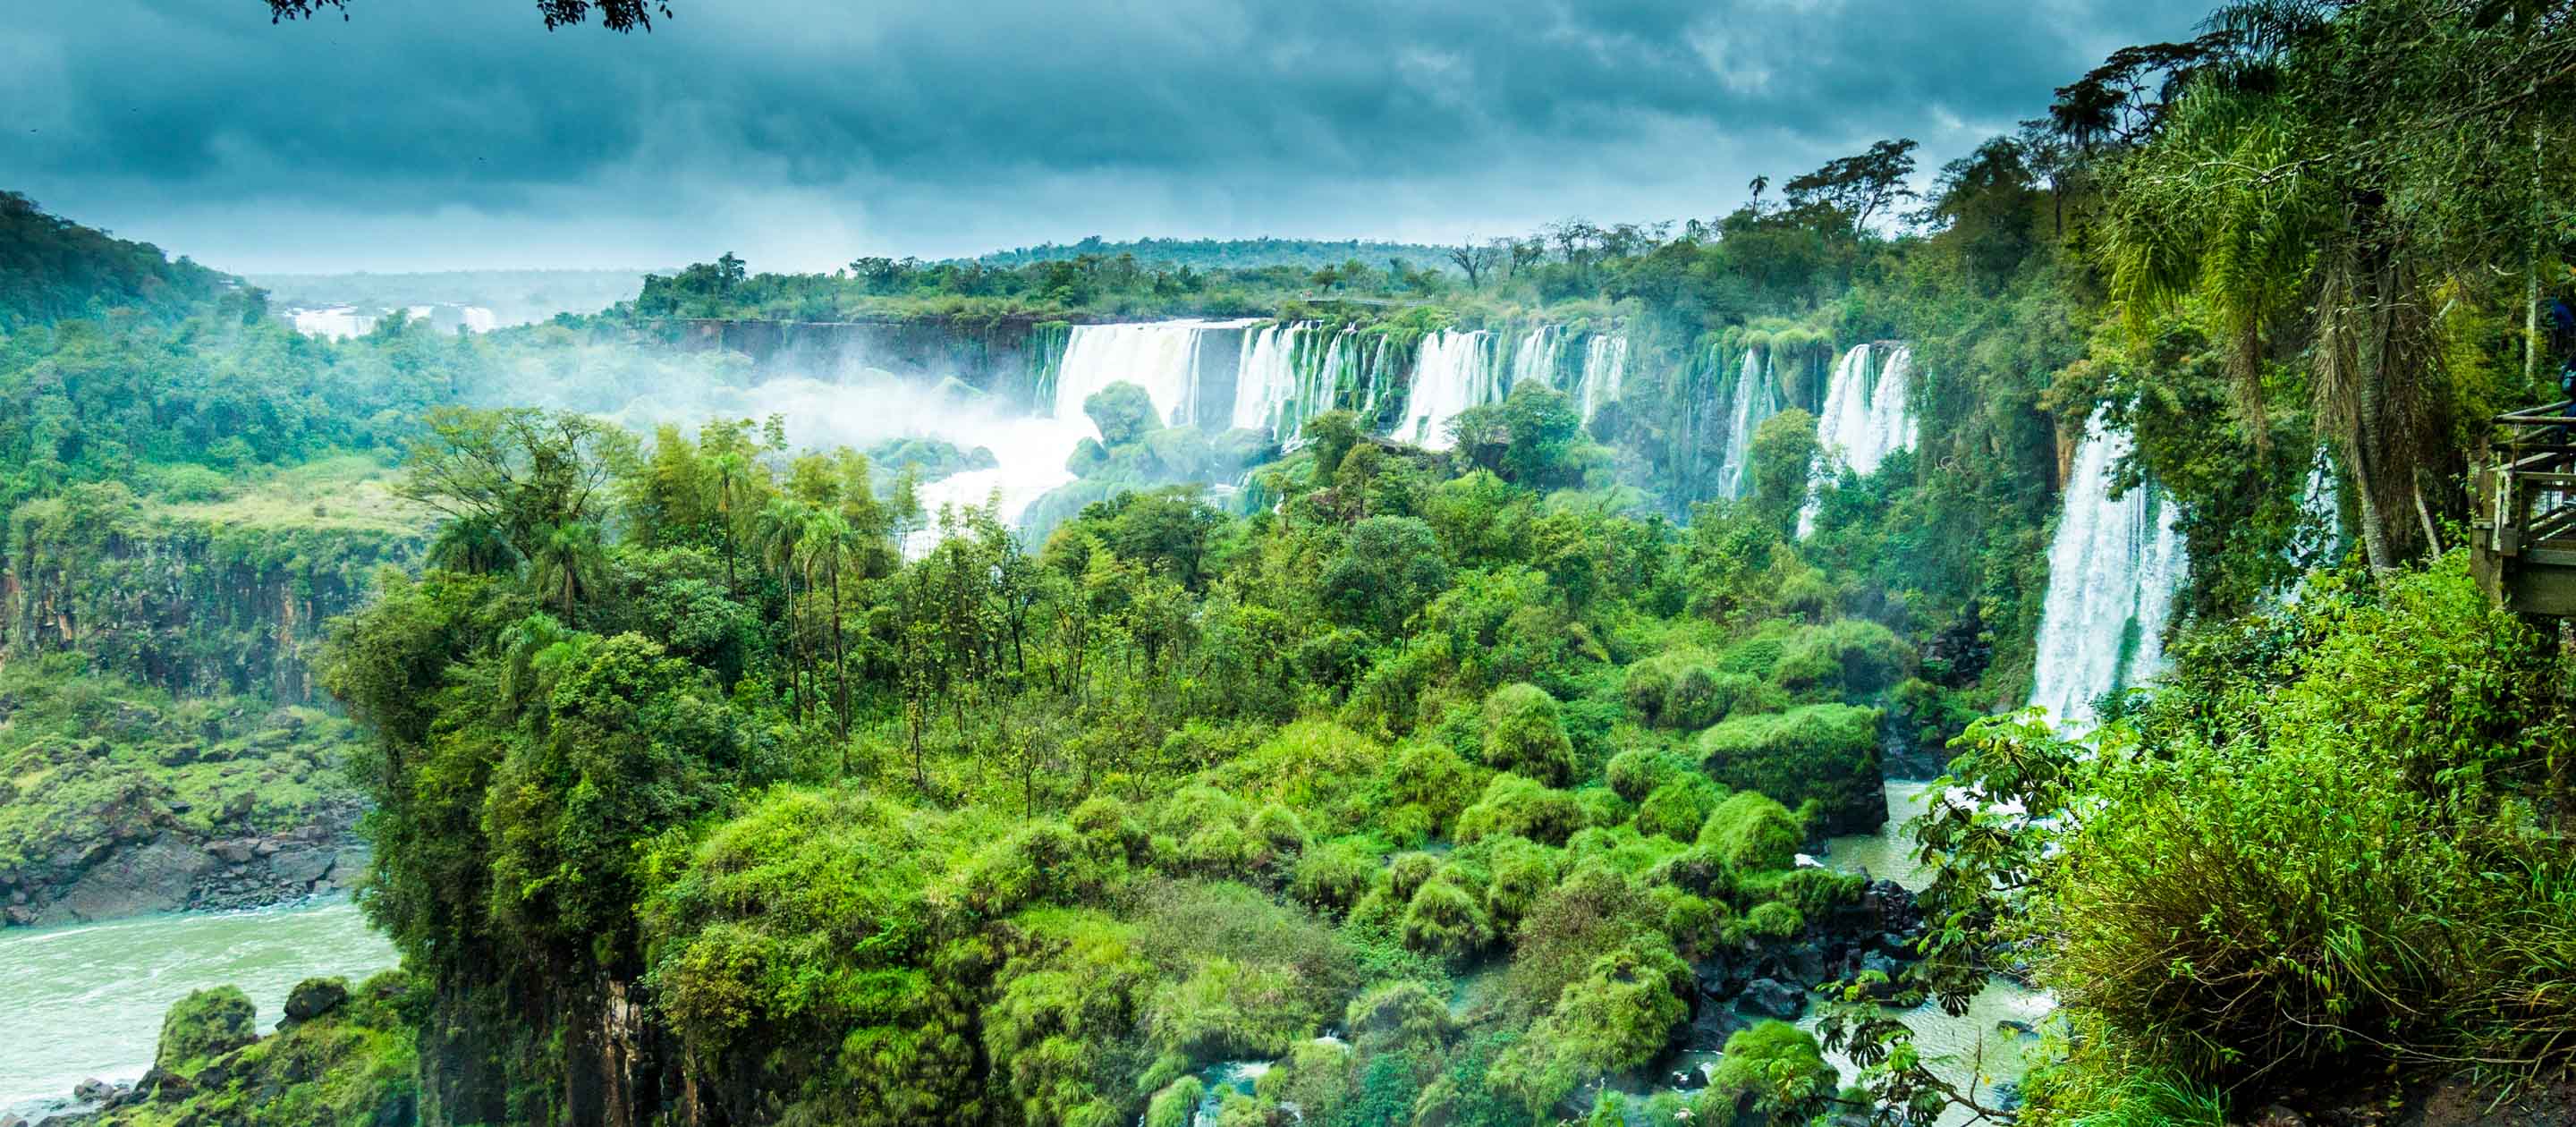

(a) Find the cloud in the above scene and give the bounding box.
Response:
[1,0,2208,272]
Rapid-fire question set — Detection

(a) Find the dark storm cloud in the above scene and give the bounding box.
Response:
[2,0,2207,271]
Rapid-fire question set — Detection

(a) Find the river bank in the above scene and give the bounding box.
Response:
[0,897,398,1121]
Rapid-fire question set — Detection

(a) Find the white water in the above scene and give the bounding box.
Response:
[1054,319,1254,430]
[1511,326,1566,391]
[2028,419,2188,725]
[1716,350,1783,500]
[1801,343,1918,534]
[291,303,496,339]
[1230,322,1364,445]
[0,899,397,1118]
[1400,329,1504,450]
[1576,335,1628,424]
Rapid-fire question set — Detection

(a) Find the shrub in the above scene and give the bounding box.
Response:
[1454,774,1582,845]
[1144,1077,1204,1127]
[1402,878,1494,961]
[1697,703,1885,835]
[1774,866,1866,918]
[1741,900,1803,941]
[1487,938,1692,1117]
[1383,739,1479,835]
[1604,746,1688,801]
[1702,1021,1835,1120]
[1773,618,1910,699]
[1481,682,1576,784]
[1289,836,1380,913]
[1621,657,1681,724]
[1634,774,1726,842]
[1699,792,1802,874]
[1482,835,1562,929]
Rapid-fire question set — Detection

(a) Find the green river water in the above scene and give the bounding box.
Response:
[1799,780,2053,1125]
[0,898,397,1118]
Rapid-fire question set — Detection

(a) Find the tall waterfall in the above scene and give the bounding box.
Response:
[1715,350,1783,499]
[1800,344,1918,534]
[1512,326,1566,391]
[1402,329,1504,450]
[1576,335,1628,424]
[2028,419,2188,726]
[1053,319,1251,430]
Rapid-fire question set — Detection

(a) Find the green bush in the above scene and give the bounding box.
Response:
[1455,774,1582,845]
[1702,1021,1836,1120]
[1604,746,1689,801]
[1481,682,1576,785]
[1697,703,1885,835]
[1482,835,1562,929]
[1773,618,1910,699]
[1741,900,1803,941]
[1289,836,1380,913]
[1699,792,1802,874]
[1635,774,1726,842]
[1402,878,1494,961]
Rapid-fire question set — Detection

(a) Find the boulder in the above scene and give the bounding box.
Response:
[1735,978,1806,1020]
[43,838,213,924]
[154,987,258,1073]
[72,1079,118,1105]
[283,978,350,1023]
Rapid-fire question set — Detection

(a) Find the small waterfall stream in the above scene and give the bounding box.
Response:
[2027,418,2188,725]
[1512,326,1566,391]
[1801,343,1917,534]
[1575,335,1628,424]
[1715,350,1783,500]
[1401,329,1504,450]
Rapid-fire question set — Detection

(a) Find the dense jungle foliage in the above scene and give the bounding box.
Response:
[4,0,2574,1124]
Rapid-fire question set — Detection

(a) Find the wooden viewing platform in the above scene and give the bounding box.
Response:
[2473,400,2576,615]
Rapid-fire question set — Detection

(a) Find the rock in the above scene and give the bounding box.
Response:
[1735,978,1806,1020]
[42,837,214,924]
[155,987,258,1073]
[252,840,280,858]
[72,1079,117,1104]
[2250,1105,2305,1127]
[1859,952,1903,998]
[267,846,336,886]
[284,978,350,1022]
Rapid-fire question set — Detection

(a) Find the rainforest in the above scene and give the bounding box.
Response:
[2,2,2574,1126]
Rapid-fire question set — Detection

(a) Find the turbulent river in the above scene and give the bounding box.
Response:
[0,898,398,1118]
[1805,780,2052,1124]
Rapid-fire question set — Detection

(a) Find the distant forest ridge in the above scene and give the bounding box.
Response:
[968,235,1464,273]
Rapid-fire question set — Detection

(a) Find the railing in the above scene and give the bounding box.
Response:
[2472,400,2576,614]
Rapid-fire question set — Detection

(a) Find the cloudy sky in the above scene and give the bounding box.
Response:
[5,0,2207,274]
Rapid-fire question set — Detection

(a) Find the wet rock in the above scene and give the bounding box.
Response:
[269,846,336,887]
[72,1080,118,1105]
[1736,978,1806,1020]
[284,978,350,1022]
[40,837,213,924]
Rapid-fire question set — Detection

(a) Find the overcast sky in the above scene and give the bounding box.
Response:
[5,0,2207,275]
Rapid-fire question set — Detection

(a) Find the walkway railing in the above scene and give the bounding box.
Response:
[2472,400,2576,614]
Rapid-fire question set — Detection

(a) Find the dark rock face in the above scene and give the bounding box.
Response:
[1736,977,1806,1019]
[9,809,363,928]
[284,978,351,1023]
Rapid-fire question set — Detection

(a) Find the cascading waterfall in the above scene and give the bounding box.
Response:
[1575,335,1628,424]
[1053,319,1252,429]
[2028,418,2188,726]
[1799,343,1918,534]
[1715,350,1783,499]
[1512,326,1566,392]
[1232,322,1369,445]
[1402,329,1504,450]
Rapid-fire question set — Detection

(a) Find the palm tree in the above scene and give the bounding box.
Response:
[755,496,810,719]
[425,512,521,576]
[527,522,605,621]
[710,451,748,593]
[797,507,859,748]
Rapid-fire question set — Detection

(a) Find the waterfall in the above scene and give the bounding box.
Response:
[1053,319,1252,430]
[1512,326,1566,391]
[1800,344,1918,534]
[1401,329,1504,450]
[2028,419,2188,726]
[1576,335,1628,424]
[1715,350,1783,499]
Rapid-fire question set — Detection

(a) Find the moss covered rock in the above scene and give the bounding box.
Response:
[1481,682,1576,785]
[155,986,258,1073]
[1696,703,1886,835]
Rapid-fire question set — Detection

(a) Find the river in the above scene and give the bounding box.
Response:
[0,898,398,1118]
[1801,780,2053,1124]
